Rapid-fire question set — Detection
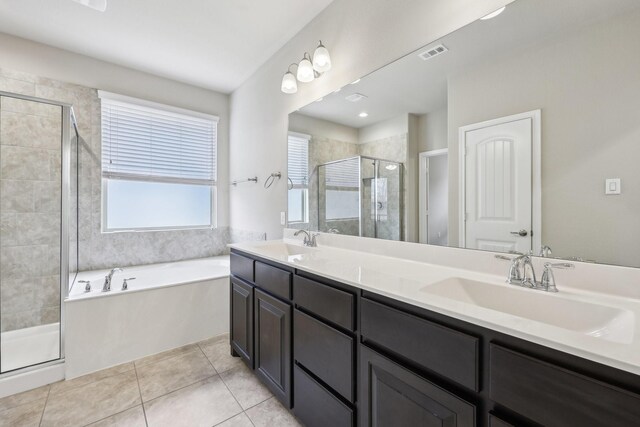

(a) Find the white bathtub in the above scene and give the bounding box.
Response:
[69,256,230,298]
[65,256,230,379]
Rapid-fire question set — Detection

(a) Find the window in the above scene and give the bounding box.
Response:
[287,133,310,223]
[99,91,218,231]
[324,157,360,220]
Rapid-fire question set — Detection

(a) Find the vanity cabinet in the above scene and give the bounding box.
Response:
[230,249,640,427]
[230,278,253,367]
[359,345,475,427]
[254,288,292,407]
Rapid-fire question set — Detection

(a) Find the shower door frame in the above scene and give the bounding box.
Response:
[0,90,72,376]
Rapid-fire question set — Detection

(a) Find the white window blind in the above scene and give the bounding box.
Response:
[100,92,218,185]
[324,157,360,188]
[288,133,310,188]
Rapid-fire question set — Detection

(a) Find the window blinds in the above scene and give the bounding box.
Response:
[324,157,360,188]
[287,133,309,188]
[100,92,218,185]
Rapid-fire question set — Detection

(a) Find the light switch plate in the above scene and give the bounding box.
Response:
[605,178,621,195]
[280,211,286,225]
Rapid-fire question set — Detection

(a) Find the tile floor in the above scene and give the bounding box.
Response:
[0,335,302,427]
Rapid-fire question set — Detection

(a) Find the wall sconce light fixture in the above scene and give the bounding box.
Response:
[281,40,332,94]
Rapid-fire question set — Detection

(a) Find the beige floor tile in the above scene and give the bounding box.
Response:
[0,384,49,412]
[87,405,147,427]
[215,412,254,427]
[245,397,301,427]
[198,334,243,374]
[50,362,134,395]
[0,398,46,427]
[41,370,141,427]
[136,347,216,402]
[220,363,272,410]
[144,376,242,427]
[134,344,200,368]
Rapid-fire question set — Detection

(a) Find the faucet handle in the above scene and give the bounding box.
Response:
[541,262,574,292]
[122,277,136,290]
[78,280,91,292]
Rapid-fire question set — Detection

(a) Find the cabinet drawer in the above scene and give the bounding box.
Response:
[255,261,292,300]
[294,275,355,330]
[361,298,479,391]
[293,364,354,427]
[230,253,254,282]
[490,344,640,427]
[294,309,354,402]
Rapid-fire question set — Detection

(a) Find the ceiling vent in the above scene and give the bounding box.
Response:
[345,93,367,102]
[418,44,448,61]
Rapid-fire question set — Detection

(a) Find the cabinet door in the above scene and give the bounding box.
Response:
[230,278,254,368]
[360,345,475,427]
[254,289,292,407]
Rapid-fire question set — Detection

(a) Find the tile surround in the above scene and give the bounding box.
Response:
[0,335,302,427]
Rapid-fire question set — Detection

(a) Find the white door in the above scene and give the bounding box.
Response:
[461,113,539,253]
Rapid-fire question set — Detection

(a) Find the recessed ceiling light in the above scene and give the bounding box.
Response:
[71,0,107,12]
[359,112,368,118]
[385,164,398,171]
[351,79,361,85]
[480,6,506,20]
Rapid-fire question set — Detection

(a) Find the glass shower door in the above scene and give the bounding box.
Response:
[0,94,67,373]
[361,158,403,240]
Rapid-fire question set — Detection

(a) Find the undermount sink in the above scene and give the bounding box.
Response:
[255,242,316,258]
[421,278,635,344]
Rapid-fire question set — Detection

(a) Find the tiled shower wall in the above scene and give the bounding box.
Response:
[0,82,63,332]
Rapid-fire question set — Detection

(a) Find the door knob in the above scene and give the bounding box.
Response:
[510,229,528,237]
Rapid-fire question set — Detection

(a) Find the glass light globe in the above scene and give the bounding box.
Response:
[297,57,315,83]
[313,42,332,73]
[281,71,297,94]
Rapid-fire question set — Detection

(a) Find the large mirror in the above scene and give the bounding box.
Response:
[287,0,640,269]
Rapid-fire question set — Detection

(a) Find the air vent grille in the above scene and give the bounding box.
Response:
[345,93,367,103]
[418,44,449,61]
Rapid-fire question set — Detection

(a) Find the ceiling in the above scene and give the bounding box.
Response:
[298,0,640,128]
[0,0,334,93]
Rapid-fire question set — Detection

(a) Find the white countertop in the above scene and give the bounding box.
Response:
[229,238,640,376]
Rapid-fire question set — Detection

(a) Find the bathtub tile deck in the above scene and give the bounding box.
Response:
[2,334,302,427]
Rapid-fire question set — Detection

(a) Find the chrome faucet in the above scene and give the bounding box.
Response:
[294,229,319,247]
[103,268,123,292]
[496,255,573,292]
[539,245,553,257]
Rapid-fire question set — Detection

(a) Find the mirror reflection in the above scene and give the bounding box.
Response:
[287,0,640,268]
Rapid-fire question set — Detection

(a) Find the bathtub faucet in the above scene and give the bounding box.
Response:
[103,268,123,292]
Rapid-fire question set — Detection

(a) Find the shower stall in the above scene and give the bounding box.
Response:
[0,91,78,376]
[317,156,403,240]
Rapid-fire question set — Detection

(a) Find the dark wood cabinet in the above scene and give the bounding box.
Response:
[254,289,292,407]
[359,345,475,427]
[230,278,253,368]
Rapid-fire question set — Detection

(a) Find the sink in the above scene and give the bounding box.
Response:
[254,242,316,258]
[421,278,635,344]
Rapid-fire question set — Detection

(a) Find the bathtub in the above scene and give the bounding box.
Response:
[65,256,230,379]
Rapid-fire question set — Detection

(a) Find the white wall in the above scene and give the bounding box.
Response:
[358,114,408,144]
[229,0,512,239]
[418,107,448,153]
[289,113,358,143]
